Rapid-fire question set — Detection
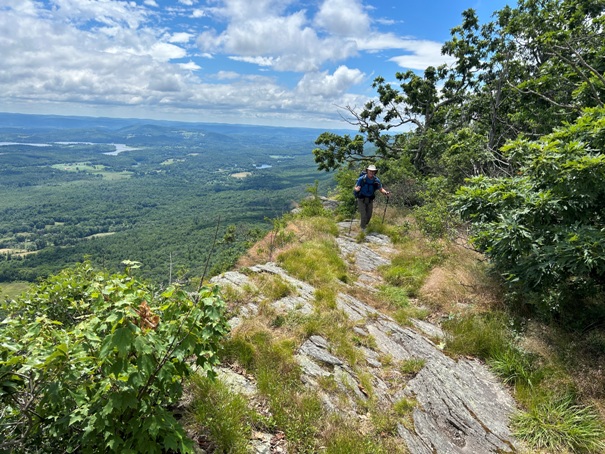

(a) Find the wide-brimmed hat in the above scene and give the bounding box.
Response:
[366,165,377,172]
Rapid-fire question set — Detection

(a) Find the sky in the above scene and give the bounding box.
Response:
[0,0,513,129]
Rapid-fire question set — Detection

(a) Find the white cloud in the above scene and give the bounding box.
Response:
[191,9,205,18]
[169,32,193,44]
[230,56,276,67]
[314,0,370,37]
[179,61,201,71]
[49,0,148,29]
[296,66,365,97]
[196,5,359,72]
[0,0,458,128]
[389,40,455,70]
[178,0,197,5]
[215,71,240,80]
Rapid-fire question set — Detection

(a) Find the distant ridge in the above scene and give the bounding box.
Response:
[0,111,351,135]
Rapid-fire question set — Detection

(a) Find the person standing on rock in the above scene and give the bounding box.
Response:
[353,164,390,230]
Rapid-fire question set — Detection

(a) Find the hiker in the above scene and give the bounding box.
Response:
[353,164,390,230]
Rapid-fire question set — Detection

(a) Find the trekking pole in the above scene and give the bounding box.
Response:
[382,194,390,223]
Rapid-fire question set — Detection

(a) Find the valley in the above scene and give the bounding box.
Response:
[0,113,337,284]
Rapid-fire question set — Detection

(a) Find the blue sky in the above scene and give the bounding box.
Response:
[0,0,512,128]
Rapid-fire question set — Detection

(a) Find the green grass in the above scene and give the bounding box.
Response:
[253,272,296,301]
[444,311,605,453]
[323,427,392,454]
[219,328,323,453]
[278,238,349,287]
[488,347,542,390]
[0,281,31,301]
[381,250,441,297]
[399,358,426,376]
[189,374,253,454]
[512,396,605,453]
[378,284,429,325]
[443,312,512,360]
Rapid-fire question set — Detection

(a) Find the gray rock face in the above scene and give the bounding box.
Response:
[208,226,521,453]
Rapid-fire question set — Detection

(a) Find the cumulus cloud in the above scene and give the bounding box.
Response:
[180,61,202,71]
[196,3,360,72]
[296,66,365,97]
[49,0,149,29]
[314,0,370,37]
[0,0,459,128]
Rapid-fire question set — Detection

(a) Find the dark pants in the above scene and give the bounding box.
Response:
[357,197,374,229]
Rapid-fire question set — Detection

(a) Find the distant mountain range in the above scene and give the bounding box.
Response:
[0,111,350,136]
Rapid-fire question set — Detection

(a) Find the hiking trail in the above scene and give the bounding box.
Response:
[203,220,521,453]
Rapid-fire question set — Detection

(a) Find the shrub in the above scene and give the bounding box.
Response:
[0,261,229,453]
[454,107,605,313]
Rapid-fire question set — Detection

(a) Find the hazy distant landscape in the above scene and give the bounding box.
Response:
[0,112,336,284]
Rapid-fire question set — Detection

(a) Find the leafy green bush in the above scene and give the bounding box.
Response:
[413,176,460,239]
[0,261,229,453]
[455,107,605,312]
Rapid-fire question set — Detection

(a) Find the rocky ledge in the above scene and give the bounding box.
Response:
[208,224,521,453]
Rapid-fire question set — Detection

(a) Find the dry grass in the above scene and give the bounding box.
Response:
[417,241,504,316]
[236,216,338,268]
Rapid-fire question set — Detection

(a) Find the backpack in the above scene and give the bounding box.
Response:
[353,171,380,199]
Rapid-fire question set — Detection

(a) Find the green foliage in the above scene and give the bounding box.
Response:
[221,329,322,453]
[398,358,426,376]
[413,177,461,239]
[0,122,333,284]
[298,180,331,218]
[333,168,360,216]
[512,396,605,453]
[0,261,229,453]
[488,347,542,390]
[455,107,605,312]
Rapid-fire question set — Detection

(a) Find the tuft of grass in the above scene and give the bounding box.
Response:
[512,396,605,453]
[189,374,253,454]
[399,358,426,376]
[253,272,296,301]
[393,396,417,416]
[378,285,410,309]
[278,239,349,288]
[443,312,512,360]
[381,248,441,297]
[322,418,394,454]
[488,347,542,390]
[378,284,429,325]
[224,326,323,453]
